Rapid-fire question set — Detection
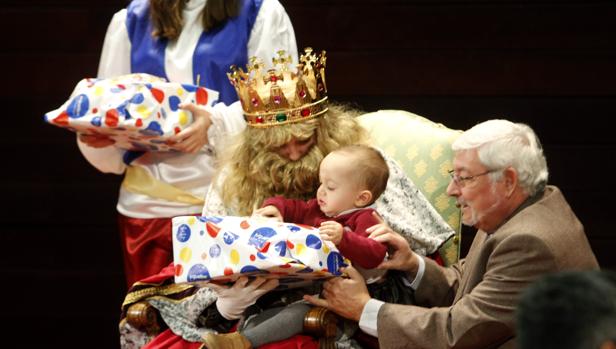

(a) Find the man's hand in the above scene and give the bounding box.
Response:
[167,102,212,153]
[367,211,420,276]
[303,266,371,322]
[252,205,283,222]
[78,133,115,148]
[319,221,343,245]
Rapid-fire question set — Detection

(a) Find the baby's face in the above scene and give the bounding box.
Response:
[316,152,363,217]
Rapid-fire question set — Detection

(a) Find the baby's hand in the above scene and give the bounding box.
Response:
[319,221,343,245]
[252,205,283,222]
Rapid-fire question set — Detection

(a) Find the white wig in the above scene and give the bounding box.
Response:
[452,119,548,196]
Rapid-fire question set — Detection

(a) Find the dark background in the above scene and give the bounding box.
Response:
[1,0,614,348]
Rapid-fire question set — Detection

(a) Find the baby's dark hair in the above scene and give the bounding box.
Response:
[332,144,389,205]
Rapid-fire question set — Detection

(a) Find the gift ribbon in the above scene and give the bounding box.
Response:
[122,166,205,205]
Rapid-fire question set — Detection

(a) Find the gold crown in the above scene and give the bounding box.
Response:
[227,47,328,128]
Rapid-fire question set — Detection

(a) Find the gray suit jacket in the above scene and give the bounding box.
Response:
[377,185,599,349]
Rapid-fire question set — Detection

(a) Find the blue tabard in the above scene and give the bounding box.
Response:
[125,0,263,105]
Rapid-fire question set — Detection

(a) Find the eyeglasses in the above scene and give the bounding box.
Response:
[448,169,497,188]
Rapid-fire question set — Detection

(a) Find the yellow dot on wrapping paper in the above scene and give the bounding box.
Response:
[176,88,185,96]
[178,110,189,126]
[295,243,305,255]
[323,245,330,253]
[137,105,152,118]
[179,247,192,263]
[187,216,196,225]
[230,249,240,265]
[94,86,105,96]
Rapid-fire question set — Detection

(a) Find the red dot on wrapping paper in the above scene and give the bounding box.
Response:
[105,109,119,127]
[286,241,295,249]
[196,87,208,105]
[174,264,183,276]
[174,127,181,134]
[258,242,270,253]
[223,267,234,276]
[150,88,165,103]
[135,119,143,127]
[206,221,220,238]
[240,220,250,229]
[53,111,70,126]
[92,108,98,114]
[117,84,126,90]
[279,263,292,269]
[250,255,256,261]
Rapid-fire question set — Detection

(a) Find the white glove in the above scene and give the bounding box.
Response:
[209,276,279,320]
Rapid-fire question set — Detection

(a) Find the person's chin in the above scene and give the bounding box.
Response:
[461,207,478,227]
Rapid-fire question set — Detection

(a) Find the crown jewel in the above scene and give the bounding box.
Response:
[228,47,328,128]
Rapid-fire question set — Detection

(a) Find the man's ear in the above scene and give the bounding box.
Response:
[599,340,616,349]
[502,167,518,197]
[355,190,373,207]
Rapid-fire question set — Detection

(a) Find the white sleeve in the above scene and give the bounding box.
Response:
[206,101,246,154]
[77,8,131,174]
[76,139,127,174]
[359,298,384,338]
[97,9,132,78]
[247,0,298,67]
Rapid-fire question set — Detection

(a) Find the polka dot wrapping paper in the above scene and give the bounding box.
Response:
[172,215,349,288]
[43,73,219,151]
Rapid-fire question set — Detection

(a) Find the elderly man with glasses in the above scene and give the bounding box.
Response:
[306,119,599,349]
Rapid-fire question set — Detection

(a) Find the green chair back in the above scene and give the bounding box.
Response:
[358,110,462,266]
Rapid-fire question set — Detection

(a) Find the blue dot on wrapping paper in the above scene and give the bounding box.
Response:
[327,252,345,276]
[286,224,301,232]
[297,267,314,273]
[176,224,191,242]
[117,103,129,118]
[67,94,89,118]
[198,216,224,224]
[187,264,211,282]
[91,116,102,127]
[274,241,287,256]
[248,227,277,249]
[169,95,181,111]
[240,265,268,274]
[305,234,322,249]
[209,244,221,258]
[131,93,145,104]
[139,121,163,136]
[223,231,239,245]
[145,83,153,89]
[182,84,198,92]
[256,252,267,260]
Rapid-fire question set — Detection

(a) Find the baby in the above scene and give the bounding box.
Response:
[203,144,401,349]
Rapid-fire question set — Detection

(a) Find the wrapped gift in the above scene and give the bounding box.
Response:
[172,215,348,287]
[44,73,219,151]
